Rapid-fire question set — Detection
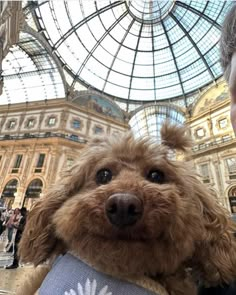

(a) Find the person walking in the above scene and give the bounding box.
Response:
[5,207,27,269]
[5,208,20,252]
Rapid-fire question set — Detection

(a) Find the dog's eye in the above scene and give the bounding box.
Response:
[96,169,112,185]
[147,170,165,184]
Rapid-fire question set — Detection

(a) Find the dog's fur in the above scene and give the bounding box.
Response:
[18,123,236,295]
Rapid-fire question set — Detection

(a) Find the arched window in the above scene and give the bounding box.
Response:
[23,179,43,209]
[1,179,18,209]
[228,186,236,214]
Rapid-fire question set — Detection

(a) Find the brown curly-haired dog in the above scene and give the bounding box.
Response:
[18,123,236,295]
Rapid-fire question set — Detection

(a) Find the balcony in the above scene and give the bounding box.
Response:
[192,135,235,153]
[0,132,87,144]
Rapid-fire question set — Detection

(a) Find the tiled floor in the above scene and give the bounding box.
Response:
[0,234,34,295]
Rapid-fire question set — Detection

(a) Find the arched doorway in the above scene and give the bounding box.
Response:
[228,186,236,214]
[1,179,18,209]
[23,178,43,210]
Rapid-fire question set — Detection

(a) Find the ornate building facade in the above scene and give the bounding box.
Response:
[0,1,235,217]
[188,81,236,214]
[0,82,235,215]
[0,95,128,209]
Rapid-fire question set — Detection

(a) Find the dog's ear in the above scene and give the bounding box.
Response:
[19,152,95,266]
[161,122,192,151]
[18,184,69,266]
[191,177,236,285]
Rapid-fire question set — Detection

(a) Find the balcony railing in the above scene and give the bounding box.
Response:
[0,132,87,144]
[192,135,235,152]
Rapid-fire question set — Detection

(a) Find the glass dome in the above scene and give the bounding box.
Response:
[32,0,233,111]
[129,103,186,140]
[1,32,65,105]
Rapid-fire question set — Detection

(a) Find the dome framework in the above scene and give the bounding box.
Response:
[32,0,233,111]
[1,31,65,105]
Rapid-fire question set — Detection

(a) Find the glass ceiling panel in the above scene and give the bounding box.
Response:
[129,104,185,140]
[183,70,211,93]
[189,19,211,43]
[175,47,198,69]
[31,0,233,111]
[112,58,133,75]
[133,64,154,77]
[52,2,72,36]
[189,1,206,12]
[211,63,222,77]
[0,32,65,105]
[65,1,83,25]
[108,71,131,88]
[104,82,129,99]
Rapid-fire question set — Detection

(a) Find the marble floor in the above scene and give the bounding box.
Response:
[0,233,34,295]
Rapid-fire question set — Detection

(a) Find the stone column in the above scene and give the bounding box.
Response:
[12,187,25,208]
[212,155,225,206]
[86,118,91,136]
[47,148,61,185]
[22,151,33,185]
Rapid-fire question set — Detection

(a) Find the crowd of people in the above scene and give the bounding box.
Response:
[0,206,27,269]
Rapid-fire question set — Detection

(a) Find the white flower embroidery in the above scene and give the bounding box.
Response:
[64,278,112,295]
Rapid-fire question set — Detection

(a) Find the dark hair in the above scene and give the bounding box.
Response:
[20,207,27,215]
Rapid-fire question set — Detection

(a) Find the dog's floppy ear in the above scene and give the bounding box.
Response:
[19,151,95,266]
[161,122,192,151]
[191,177,236,285]
[18,183,69,266]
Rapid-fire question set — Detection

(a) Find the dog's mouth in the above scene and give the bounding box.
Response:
[93,232,152,243]
[89,224,165,242]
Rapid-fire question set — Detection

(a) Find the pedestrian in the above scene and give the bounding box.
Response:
[0,211,5,236]
[5,207,27,269]
[5,208,20,251]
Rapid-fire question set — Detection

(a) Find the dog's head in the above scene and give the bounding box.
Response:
[19,123,236,284]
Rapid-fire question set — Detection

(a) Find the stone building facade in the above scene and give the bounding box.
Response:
[0,81,235,215]
[187,81,236,213]
[0,96,128,209]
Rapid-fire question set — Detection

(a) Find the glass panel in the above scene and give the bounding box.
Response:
[6,1,231,105]
[129,104,185,140]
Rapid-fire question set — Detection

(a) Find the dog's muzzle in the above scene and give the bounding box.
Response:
[105,193,143,228]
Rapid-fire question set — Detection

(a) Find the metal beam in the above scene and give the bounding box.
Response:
[71,9,128,86]
[176,1,222,31]
[126,22,143,112]
[170,11,215,81]
[101,18,135,92]
[161,19,187,107]
[54,1,125,49]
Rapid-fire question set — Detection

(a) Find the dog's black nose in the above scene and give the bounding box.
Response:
[105,193,143,228]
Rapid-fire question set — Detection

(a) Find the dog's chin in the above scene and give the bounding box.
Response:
[70,229,186,277]
[90,231,155,243]
[70,233,155,276]
[91,226,165,242]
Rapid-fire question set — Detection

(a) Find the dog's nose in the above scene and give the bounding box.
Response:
[105,193,143,228]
